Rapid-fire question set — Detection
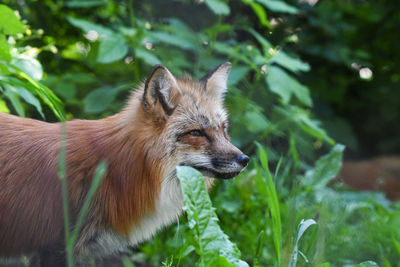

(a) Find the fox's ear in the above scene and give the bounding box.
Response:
[200,62,231,101]
[143,65,179,118]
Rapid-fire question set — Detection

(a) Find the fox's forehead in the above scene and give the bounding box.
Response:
[172,79,228,128]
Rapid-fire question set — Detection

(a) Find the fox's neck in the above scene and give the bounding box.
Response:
[73,96,170,236]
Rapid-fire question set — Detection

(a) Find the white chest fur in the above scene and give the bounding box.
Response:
[128,175,183,245]
[83,175,184,260]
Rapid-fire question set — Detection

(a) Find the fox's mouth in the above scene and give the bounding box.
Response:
[191,166,241,179]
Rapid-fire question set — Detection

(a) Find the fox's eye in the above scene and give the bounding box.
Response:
[188,130,204,137]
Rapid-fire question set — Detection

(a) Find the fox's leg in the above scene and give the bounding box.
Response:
[34,244,66,267]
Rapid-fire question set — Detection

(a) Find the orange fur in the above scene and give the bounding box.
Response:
[0,62,248,265]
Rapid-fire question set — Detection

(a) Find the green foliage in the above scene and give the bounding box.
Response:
[1,0,399,266]
[0,4,64,120]
[176,166,248,267]
[0,5,25,34]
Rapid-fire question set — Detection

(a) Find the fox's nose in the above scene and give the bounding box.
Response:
[236,154,250,167]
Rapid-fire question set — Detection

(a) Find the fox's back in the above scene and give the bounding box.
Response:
[0,113,64,255]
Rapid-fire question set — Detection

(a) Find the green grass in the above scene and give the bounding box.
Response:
[139,144,400,266]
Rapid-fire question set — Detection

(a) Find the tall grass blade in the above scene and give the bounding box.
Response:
[58,124,107,266]
[255,142,282,266]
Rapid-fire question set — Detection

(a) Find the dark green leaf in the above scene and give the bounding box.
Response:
[205,0,230,15]
[270,51,310,73]
[256,0,298,14]
[135,48,161,66]
[64,0,106,8]
[83,86,119,113]
[67,16,113,36]
[150,32,196,51]
[97,34,129,63]
[266,65,312,107]
[3,84,25,117]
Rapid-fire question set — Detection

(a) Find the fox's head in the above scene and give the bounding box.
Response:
[140,62,249,179]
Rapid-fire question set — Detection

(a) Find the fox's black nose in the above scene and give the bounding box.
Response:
[236,154,250,167]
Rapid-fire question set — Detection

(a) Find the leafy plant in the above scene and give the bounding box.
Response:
[176,166,248,267]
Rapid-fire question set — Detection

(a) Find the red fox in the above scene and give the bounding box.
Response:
[0,62,249,266]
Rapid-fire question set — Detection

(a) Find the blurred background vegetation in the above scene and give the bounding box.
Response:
[0,0,399,266]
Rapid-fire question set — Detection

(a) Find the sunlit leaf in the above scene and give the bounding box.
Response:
[0,99,9,113]
[0,34,11,61]
[12,55,43,81]
[0,5,25,34]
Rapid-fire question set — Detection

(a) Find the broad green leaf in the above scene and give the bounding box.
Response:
[0,5,25,34]
[248,28,272,50]
[14,85,44,118]
[256,0,298,14]
[12,56,43,80]
[2,83,44,118]
[303,144,345,188]
[53,83,77,100]
[244,111,269,133]
[205,0,230,15]
[83,86,119,113]
[67,16,113,37]
[286,106,333,142]
[97,34,128,63]
[289,219,317,267]
[266,65,312,107]
[228,66,250,85]
[0,99,10,113]
[150,31,196,51]
[176,166,248,267]
[135,47,161,66]
[3,84,25,117]
[269,51,310,73]
[0,34,11,61]
[0,71,64,120]
[65,0,106,8]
